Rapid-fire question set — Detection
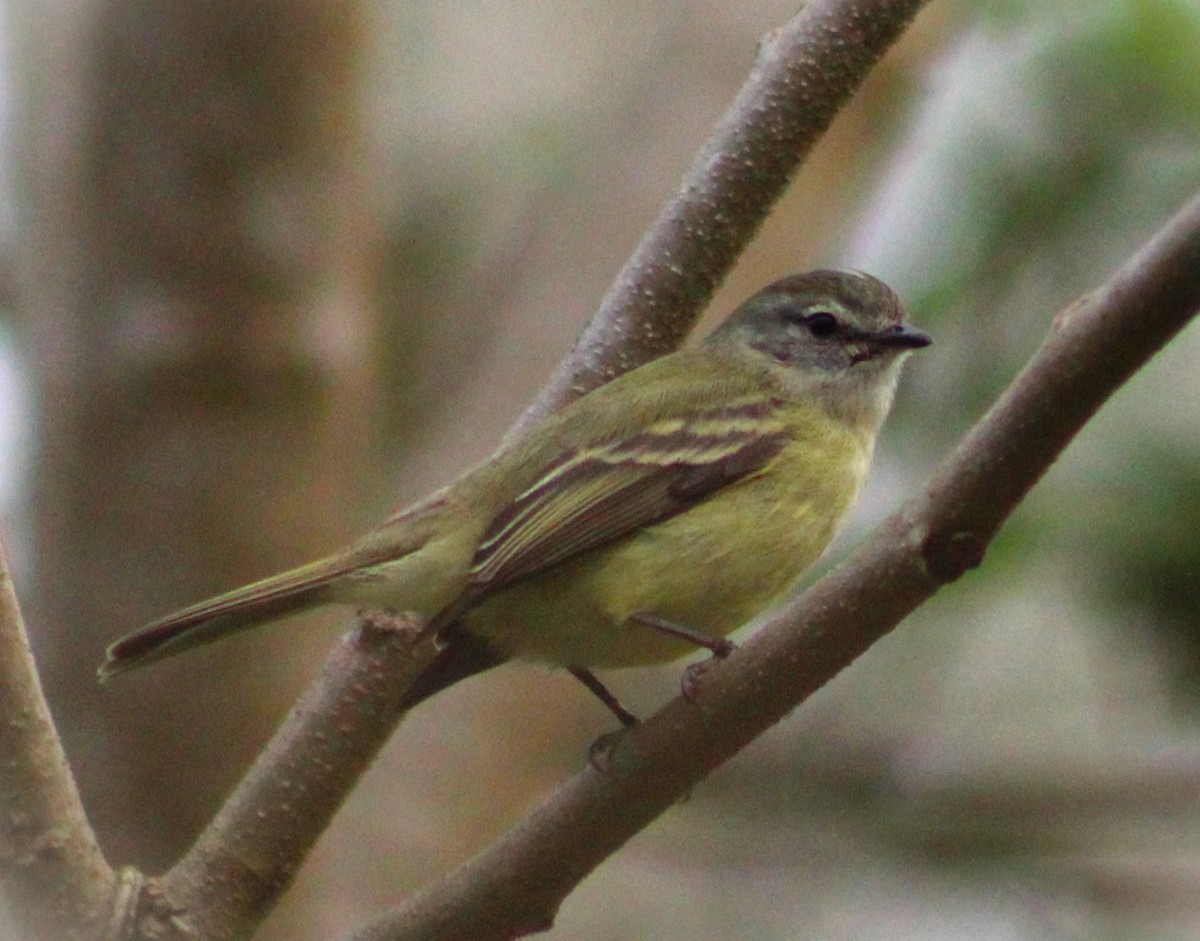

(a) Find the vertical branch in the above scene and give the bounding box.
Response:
[0,537,116,940]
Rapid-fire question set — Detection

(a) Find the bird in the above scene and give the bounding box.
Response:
[100,269,930,725]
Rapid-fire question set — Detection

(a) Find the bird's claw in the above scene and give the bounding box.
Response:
[588,724,637,773]
[681,640,735,703]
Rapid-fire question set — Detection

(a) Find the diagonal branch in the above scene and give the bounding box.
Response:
[511,0,931,437]
[340,191,1200,941]
[105,616,439,941]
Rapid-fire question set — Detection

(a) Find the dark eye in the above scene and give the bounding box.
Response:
[804,311,839,338]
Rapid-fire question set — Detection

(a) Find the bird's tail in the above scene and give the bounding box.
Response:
[99,557,350,680]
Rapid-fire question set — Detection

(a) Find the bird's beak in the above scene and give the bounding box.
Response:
[868,323,932,351]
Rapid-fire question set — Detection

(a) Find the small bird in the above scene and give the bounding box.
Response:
[101,270,930,724]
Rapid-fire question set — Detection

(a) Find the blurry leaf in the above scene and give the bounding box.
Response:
[1076,442,1200,697]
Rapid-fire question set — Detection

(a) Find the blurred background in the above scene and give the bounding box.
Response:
[3,0,1200,938]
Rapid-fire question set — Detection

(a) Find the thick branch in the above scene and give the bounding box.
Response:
[343,191,1200,941]
[116,617,438,941]
[0,538,116,940]
[511,0,931,437]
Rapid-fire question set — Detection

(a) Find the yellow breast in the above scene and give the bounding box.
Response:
[464,403,870,669]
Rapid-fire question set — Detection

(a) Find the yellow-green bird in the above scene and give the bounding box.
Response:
[101,269,930,723]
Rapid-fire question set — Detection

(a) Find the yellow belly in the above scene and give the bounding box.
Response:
[462,426,868,669]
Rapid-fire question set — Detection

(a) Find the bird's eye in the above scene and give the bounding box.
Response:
[804,311,839,338]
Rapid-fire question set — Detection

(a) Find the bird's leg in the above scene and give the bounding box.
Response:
[568,665,639,728]
[568,665,640,772]
[628,612,735,658]
[628,611,735,702]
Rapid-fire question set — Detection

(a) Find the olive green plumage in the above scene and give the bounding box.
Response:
[100,269,930,711]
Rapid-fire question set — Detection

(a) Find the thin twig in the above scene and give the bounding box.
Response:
[341,191,1200,941]
[0,536,117,940]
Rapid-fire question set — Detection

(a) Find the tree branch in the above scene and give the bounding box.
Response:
[340,191,1200,941]
[510,0,931,437]
[110,616,439,941]
[0,536,116,940]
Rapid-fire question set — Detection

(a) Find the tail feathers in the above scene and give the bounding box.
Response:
[99,558,349,680]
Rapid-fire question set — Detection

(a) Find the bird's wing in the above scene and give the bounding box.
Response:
[466,394,790,597]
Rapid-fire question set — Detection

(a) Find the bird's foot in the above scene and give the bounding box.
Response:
[588,723,638,773]
[681,638,736,703]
